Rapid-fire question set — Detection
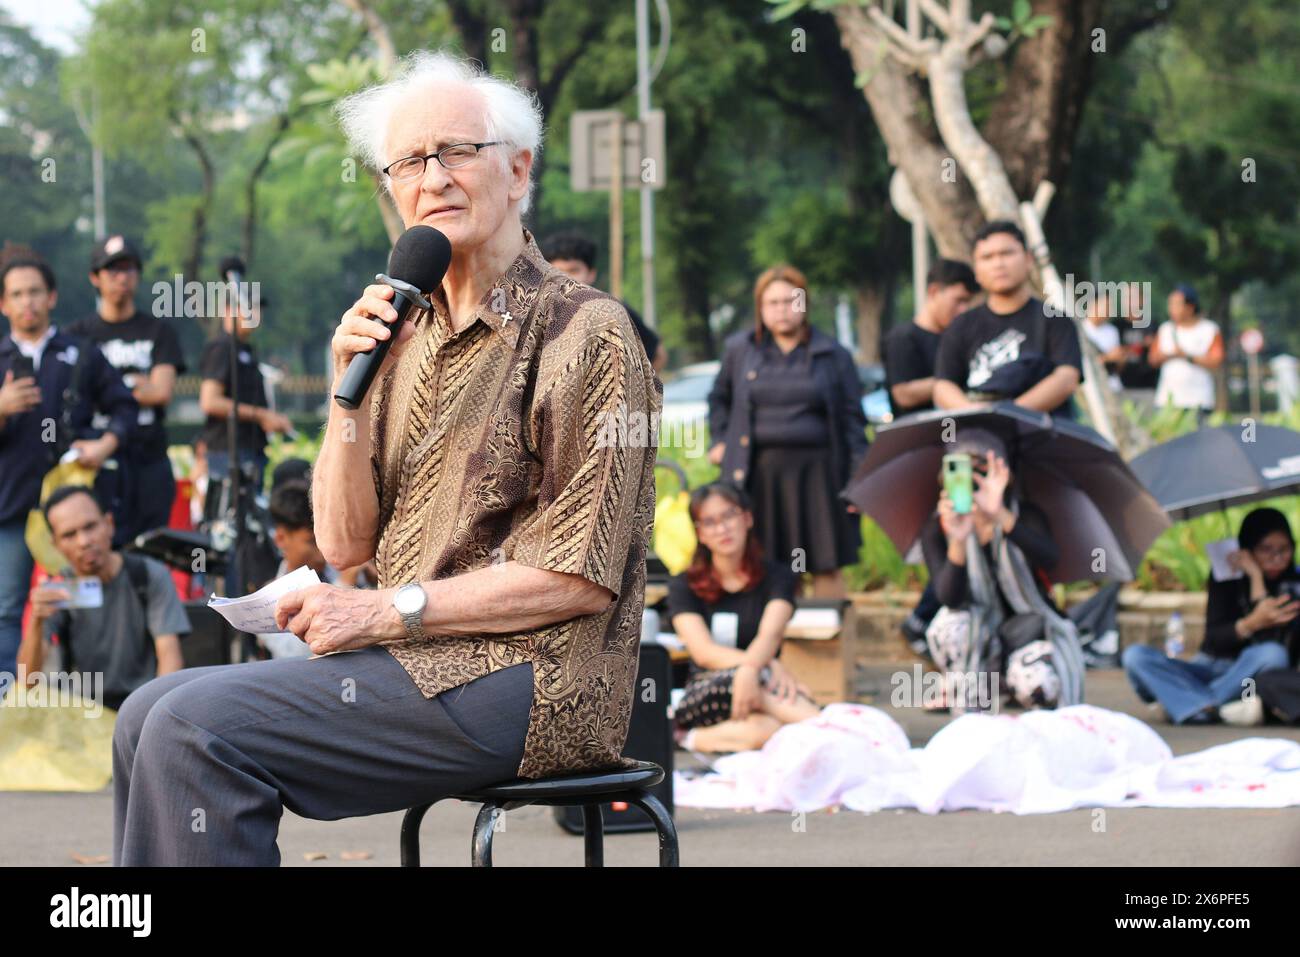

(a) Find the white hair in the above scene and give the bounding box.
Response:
[336,50,544,215]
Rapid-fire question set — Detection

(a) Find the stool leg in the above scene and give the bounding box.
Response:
[400,804,433,867]
[581,804,604,867]
[471,803,502,867]
[627,793,679,867]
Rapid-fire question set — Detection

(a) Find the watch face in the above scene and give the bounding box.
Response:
[394,585,424,615]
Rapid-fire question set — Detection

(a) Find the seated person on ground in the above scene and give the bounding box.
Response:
[1123,507,1296,726]
[667,481,820,753]
[18,485,187,711]
[256,478,343,659]
[921,429,1081,712]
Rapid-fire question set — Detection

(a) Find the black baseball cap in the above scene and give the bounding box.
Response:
[90,235,143,272]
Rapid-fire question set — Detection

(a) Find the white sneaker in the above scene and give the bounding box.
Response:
[1219,696,1265,727]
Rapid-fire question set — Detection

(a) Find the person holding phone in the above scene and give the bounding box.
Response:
[667,482,821,753]
[0,246,137,683]
[18,486,186,711]
[920,429,1068,711]
[1123,507,1295,725]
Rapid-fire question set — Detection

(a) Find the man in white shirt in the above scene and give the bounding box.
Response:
[1150,283,1223,416]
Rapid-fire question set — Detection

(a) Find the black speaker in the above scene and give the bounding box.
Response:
[181,601,234,668]
[555,640,675,834]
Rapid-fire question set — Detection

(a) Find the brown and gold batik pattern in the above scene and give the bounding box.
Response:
[368,227,662,779]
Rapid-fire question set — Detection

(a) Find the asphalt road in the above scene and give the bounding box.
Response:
[3,670,1298,866]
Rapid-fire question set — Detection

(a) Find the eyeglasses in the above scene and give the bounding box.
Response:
[382,142,502,181]
[1255,544,1293,560]
[695,507,744,532]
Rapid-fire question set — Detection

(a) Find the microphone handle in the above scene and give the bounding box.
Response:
[333,278,430,410]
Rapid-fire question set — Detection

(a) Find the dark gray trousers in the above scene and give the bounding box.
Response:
[112,646,533,866]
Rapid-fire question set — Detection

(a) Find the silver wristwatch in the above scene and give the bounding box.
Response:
[392,583,428,640]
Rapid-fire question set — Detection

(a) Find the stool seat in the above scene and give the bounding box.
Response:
[450,760,664,804]
[401,759,678,867]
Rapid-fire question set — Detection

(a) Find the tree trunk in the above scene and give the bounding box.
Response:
[982,0,1105,199]
[854,277,890,365]
[180,126,214,325]
[833,6,984,256]
[241,114,292,267]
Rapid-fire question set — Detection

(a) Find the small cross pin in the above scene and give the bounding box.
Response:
[501,310,513,325]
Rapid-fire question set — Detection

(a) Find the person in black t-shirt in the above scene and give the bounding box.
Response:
[667,481,820,752]
[884,258,978,417]
[72,235,187,540]
[933,221,1083,418]
[198,296,292,489]
[541,232,667,372]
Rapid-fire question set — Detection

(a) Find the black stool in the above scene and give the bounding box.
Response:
[400,760,679,867]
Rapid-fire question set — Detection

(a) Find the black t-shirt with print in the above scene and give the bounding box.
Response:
[934,296,1084,417]
[198,333,269,454]
[68,311,187,462]
[883,322,941,415]
[667,559,799,672]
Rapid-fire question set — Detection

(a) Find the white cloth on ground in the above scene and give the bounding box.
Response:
[673,703,1300,814]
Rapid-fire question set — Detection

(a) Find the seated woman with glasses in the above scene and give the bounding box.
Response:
[666,482,821,753]
[1123,507,1296,725]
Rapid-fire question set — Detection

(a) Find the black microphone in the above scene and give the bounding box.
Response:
[218,255,250,318]
[333,226,452,410]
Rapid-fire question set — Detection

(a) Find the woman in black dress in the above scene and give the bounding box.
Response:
[668,482,821,752]
[707,265,868,599]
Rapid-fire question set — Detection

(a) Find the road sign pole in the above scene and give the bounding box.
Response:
[609,114,624,300]
[636,0,657,331]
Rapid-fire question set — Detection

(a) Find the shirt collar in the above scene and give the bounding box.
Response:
[430,227,550,350]
[11,325,58,370]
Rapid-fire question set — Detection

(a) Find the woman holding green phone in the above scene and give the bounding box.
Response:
[919,430,1073,712]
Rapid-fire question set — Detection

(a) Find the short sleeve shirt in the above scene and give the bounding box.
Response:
[198,334,269,453]
[1155,318,1220,410]
[934,297,1083,416]
[367,228,663,779]
[43,556,190,701]
[68,312,187,462]
[883,322,942,415]
[667,559,798,673]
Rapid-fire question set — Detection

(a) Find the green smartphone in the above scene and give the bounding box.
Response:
[943,453,973,514]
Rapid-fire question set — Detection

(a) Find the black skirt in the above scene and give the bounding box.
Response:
[747,443,862,574]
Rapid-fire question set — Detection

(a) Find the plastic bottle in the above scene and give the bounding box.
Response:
[1164,611,1185,658]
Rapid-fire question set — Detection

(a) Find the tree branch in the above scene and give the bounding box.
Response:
[867,4,938,67]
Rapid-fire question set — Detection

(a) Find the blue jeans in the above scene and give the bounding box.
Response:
[0,519,35,682]
[206,449,269,487]
[1122,642,1290,723]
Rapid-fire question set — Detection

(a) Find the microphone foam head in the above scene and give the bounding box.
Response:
[388,226,452,292]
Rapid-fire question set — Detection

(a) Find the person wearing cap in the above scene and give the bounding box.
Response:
[70,235,188,542]
[0,245,137,682]
[1149,283,1223,419]
[197,287,292,492]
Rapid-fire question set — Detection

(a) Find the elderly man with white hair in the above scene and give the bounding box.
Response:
[111,51,662,866]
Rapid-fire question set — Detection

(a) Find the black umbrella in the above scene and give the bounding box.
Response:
[1129,423,1300,521]
[842,404,1170,582]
